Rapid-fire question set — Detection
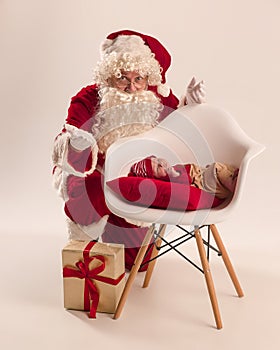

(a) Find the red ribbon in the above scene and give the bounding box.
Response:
[63,241,125,318]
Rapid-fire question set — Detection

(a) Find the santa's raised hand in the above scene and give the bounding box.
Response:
[186,76,205,104]
[179,76,206,106]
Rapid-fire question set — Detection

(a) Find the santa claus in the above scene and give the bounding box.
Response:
[52,29,205,271]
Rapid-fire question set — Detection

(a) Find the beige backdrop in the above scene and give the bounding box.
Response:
[0,0,279,349]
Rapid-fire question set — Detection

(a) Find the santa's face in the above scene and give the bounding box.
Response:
[93,80,163,153]
[109,71,148,93]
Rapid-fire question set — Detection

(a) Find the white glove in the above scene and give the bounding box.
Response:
[185,77,206,105]
[65,124,95,151]
[70,134,92,151]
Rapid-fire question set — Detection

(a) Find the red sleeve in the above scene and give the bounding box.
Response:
[159,89,180,122]
[65,84,99,132]
[56,85,99,173]
[160,89,179,110]
[148,86,179,122]
[67,146,93,173]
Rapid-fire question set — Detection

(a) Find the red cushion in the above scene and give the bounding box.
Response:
[106,177,223,211]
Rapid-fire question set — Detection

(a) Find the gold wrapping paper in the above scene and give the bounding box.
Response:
[62,240,125,314]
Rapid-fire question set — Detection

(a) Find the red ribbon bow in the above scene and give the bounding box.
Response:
[63,241,125,318]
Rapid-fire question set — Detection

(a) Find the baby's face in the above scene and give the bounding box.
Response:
[151,158,172,178]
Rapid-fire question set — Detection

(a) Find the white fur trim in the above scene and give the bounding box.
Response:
[52,132,71,199]
[101,35,149,56]
[53,125,98,178]
[67,216,109,241]
[157,83,170,97]
[52,131,69,166]
[52,166,69,201]
[100,39,114,54]
[52,126,99,201]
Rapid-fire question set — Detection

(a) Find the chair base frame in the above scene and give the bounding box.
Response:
[114,224,244,330]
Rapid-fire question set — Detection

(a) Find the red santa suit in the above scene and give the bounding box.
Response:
[52,30,179,271]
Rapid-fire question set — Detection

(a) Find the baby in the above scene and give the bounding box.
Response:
[129,155,239,199]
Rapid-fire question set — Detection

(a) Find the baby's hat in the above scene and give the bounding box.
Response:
[129,156,155,178]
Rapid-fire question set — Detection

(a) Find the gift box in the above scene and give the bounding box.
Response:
[62,240,125,318]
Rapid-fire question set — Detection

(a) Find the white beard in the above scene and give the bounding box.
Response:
[93,87,163,153]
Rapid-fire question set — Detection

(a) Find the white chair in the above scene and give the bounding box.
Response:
[104,103,265,329]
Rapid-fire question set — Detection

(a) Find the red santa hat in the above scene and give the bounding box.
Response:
[129,156,155,178]
[93,29,171,97]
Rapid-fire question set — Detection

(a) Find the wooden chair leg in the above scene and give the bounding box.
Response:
[210,224,244,297]
[113,224,156,319]
[142,224,166,288]
[195,228,223,330]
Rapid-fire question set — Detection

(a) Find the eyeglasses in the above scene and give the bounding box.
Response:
[114,75,148,89]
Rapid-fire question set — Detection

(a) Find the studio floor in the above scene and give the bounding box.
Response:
[1,219,279,350]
